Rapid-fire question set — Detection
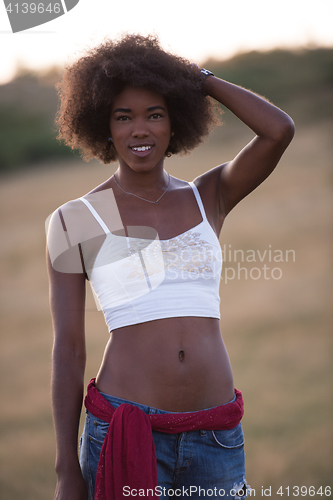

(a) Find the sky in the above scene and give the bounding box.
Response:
[0,0,332,84]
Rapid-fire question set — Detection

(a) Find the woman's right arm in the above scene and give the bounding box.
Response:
[47,250,88,500]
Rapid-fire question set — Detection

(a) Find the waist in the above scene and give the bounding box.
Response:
[85,378,244,429]
[97,389,237,415]
[96,318,235,411]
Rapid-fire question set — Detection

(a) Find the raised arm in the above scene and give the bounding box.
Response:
[204,75,295,216]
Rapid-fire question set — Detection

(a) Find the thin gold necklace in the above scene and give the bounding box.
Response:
[113,173,171,205]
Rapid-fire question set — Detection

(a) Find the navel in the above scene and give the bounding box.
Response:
[178,350,185,362]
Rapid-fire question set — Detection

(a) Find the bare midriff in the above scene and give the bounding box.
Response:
[95,316,234,412]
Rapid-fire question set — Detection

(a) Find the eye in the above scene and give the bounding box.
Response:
[116,115,131,121]
[150,113,163,119]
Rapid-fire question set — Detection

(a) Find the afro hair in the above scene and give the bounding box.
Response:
[55,34,221,163]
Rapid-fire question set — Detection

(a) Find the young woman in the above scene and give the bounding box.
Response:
[47,34,294,500]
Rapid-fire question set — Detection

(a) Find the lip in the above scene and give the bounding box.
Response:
[129,144,154,158]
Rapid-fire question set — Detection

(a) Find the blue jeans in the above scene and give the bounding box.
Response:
[79,392,251,499]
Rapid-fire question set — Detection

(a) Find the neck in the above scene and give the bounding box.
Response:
[115,165,168,193]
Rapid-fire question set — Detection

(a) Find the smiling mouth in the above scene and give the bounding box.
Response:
[130,145,153,152]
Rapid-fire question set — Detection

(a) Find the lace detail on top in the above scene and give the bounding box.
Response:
[79,181,222,331]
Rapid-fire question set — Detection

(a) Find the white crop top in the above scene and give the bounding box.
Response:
[80,182,222,331]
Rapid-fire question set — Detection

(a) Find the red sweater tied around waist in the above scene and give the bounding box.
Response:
[84,378,244,500]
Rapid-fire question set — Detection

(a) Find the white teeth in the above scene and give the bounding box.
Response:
[131,146,152,152]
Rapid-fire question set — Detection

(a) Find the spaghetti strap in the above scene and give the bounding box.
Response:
[189,181,207,220]
[79,197,110,234]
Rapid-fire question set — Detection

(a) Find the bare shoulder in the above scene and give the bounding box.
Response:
[193,164,227,191]
[193,164,228,210]
[47,197,92,245]
[192,164,229,234]
[46,194,104,276]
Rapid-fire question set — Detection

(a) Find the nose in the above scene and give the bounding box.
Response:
[132,118,149,137]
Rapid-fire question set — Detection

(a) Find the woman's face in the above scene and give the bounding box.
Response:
[110,86,171,173]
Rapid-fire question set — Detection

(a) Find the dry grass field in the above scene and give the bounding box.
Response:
[0,119,332,499]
